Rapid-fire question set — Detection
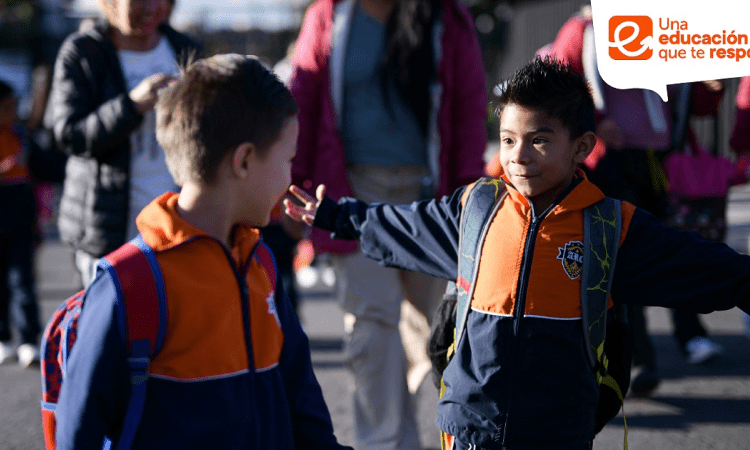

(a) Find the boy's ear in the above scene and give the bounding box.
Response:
[572,131,597,164]
[231,142,256,178]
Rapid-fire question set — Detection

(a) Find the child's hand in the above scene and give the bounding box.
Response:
[284,184,326,226]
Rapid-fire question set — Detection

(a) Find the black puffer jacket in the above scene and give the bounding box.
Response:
[49,20,200,257]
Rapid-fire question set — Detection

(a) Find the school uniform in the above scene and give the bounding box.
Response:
[55,193,351,450]
[313,170,750,449]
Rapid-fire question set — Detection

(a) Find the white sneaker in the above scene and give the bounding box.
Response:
[685,336,723,365]
[16,343,40,368]
[0,341,15,365]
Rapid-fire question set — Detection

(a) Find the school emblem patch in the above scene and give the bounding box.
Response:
[557,241,584,280]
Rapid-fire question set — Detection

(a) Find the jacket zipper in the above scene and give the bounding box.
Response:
[181,235,260,368]
[498,179,583,445]
[499,203,552,445]
[221,238,264,446]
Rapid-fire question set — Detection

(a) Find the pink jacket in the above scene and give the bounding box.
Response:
[730,76,750,153]
[290,0,487,254]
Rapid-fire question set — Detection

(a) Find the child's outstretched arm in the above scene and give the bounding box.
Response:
[613,208,750,315]
[284,183,467,281]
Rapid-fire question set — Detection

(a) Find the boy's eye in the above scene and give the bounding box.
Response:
[533,137,547,144]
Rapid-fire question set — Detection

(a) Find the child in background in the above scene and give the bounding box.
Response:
[286,58,750,449]
[0,80,41,367]
[54,55,352,450]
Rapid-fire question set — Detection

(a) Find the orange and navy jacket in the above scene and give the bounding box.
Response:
[55,193,352,450]
[315,171,750,450]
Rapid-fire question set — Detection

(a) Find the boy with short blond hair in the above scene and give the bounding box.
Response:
[55,54,352,450]
[286,58,750,449]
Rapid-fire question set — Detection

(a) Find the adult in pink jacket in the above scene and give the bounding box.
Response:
[729,76,750,341]
[290,0,487,448]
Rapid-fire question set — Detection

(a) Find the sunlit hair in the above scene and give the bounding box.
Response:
[156,54,298,185]
[495,57,596,140]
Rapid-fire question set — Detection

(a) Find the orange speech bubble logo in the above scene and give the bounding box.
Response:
[609,16,654,60]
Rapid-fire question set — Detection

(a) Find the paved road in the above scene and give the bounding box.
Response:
[2,185,750,449]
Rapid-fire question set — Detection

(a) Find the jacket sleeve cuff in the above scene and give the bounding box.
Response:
[312,196,338,232]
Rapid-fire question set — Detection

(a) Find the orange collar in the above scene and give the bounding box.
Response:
[136,193,261,258]
[498,168,604,215]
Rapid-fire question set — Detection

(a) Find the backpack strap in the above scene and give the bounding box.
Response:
[582,197,628,448]
[99,235,166,450]
[254,241,278,291]
[439,178,505,449]
[454,177,506,349]
[581,197,621,370]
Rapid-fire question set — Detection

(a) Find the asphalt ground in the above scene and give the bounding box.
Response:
[2,184,750,449]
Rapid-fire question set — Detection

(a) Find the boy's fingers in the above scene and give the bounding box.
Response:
[316,184,327,202]
[283,200,302,220]
[289,185,315,205]
[284,199,315,225]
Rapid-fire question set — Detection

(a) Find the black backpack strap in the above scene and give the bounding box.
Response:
[581,197,621,370]
[582,197,628,447]
[454,177,506,349]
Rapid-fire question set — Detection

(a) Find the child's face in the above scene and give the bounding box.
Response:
[0,95,17,128]
[108,0,166,39]
[243,116,299,226]
[498,104,589,212]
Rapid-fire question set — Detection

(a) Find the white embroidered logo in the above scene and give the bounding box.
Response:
[266,291,281,327]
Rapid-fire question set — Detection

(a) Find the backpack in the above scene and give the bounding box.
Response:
[427,177,632,446]
[40,235,278,450]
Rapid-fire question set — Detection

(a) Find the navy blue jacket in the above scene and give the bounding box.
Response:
[315,176,750,449]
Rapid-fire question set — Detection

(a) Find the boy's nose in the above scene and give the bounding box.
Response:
[510,142,533,164]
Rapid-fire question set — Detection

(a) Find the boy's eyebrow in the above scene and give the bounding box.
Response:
[499,126,556,134]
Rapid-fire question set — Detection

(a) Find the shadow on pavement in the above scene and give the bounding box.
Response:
[309,338,344,352]
[309,338,346,369]
[608,397,750,430]
[650,334,750,379]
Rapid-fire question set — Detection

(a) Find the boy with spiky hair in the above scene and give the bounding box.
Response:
[285,58,750,449]
[55,54,352,450]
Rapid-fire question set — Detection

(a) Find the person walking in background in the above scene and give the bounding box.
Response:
[546,5,726,397]
[290,0,487,448]
[729,75,750,340]
[0,80,42,367]
[48,0,200,287]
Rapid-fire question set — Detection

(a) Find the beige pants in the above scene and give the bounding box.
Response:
[332,164,445,450]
